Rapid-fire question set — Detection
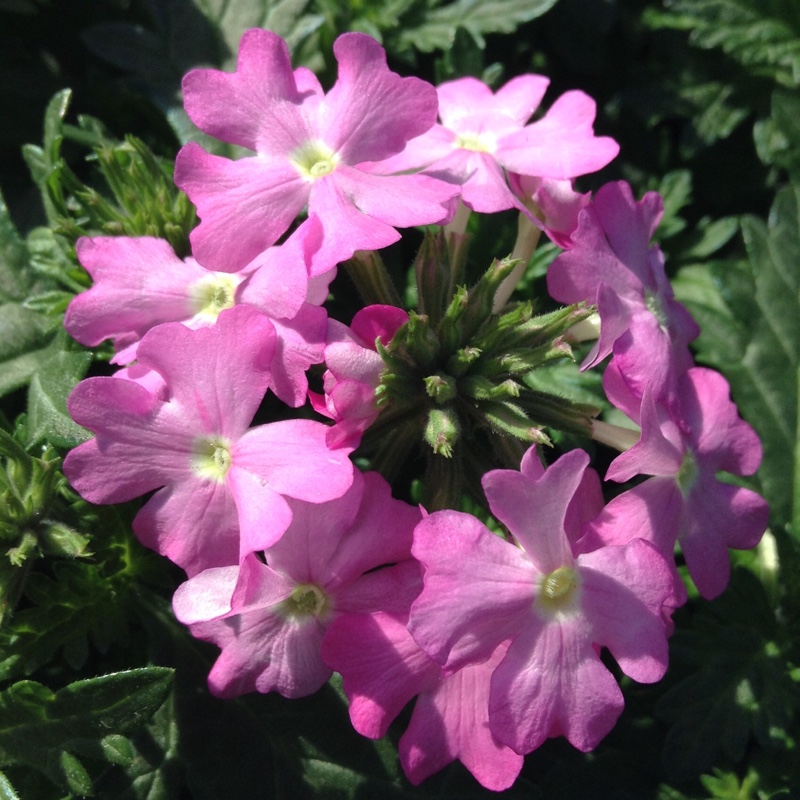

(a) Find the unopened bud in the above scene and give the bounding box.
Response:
[424,408,460,458]
[424,373,458,403]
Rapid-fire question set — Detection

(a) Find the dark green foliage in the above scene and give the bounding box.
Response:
[0,0,798,798]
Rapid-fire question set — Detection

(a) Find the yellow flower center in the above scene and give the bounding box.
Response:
[279,583,329,620]
[291,140,339,181]
[455,131,496,153]
[192,436,233,482]
[188,273,240,322]
[536,566,580,617]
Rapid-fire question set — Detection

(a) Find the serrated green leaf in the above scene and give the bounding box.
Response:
[754,89,800,174]
[400,0,557,52]
[657,570,796,780]
[0,304,59,397]
[646,0,800,88]
[0,770,20,800]
[0,188,30,304]
[27,349,91,448]
[0,670,172,795]
[0,669,173,764]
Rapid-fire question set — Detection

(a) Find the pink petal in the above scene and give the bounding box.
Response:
[482,449,590,573]
[586,476,685,559]
[227,466,293,555]
[489,618,623,753]
[64,379,195,503]
[175,143,308,271]
[322,33,439,164]
[267,307,327,407]
[65,237,203,347]
[136,306,275,438]
[400,642,523,791]
[182,29,306,153]
[322,611,439,739]
[678,368,763,475]
[327,165,457,231]
[578,540,672,682]
[195,608,331,699]
[234,419,353,502]
[683,477,769,598]
[269,471,417,590]
[133,478,240,576]
[172,566,239,624]
[493,75,551,125]
[436,77,495,129]
[498,91,619,179]
[409,510,533,670]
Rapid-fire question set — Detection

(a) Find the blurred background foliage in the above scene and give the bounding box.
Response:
[0,0,798,797]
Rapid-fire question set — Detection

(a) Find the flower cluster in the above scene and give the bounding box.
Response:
[62,29,769,791]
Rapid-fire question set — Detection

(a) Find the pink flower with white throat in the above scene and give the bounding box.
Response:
[547,181,699,411]
[175,30,459,273]
[173,470,421,698]
[373,75,619,215]
[408,446,674,755]
[588,367,769,599]
[63,305,354,575]
[64,217,334,407]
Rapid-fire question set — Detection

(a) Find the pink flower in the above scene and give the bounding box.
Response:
[509,174,591,248]
[65,219,332,406]
[588,367,769,598]
[323,611,523,790]
[173,470,421,698]
[175,30,458,272]
[408,447,674,754]
[64,305,354,575]
[310,304,408,447]
[373,75,618,214]
[547,181,699,410]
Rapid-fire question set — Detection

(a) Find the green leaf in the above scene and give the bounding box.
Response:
[754,89,800,174]
[656,570,797,780]
[0,188,30,304]
[0,669,173,793]
[27,348,92,449]
[0,770,20,800]
[646,0,800,88]
[0,304,60,398]
[399,0,557,52]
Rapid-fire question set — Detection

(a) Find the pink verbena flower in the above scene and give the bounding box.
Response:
[408,446,674,754]
[372,75,618,214]
[323,610,523,791]
[175,30,458,273]
[63,305,353,575]
[587,367,769,599]
[508,173,591,248]
[64,218,334,406]
[172,470,421,698]
[310,304,408,447]
[547,181,699,409]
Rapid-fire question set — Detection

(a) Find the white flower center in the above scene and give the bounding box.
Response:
[291,140,339,181]
[188,273,240,322]
[455,131,496,153]
[192,436,233,482]
[536,566,581,617]
[279,583,329,620]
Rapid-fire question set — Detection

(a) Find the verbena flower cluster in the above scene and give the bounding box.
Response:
[61,30,769,791]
